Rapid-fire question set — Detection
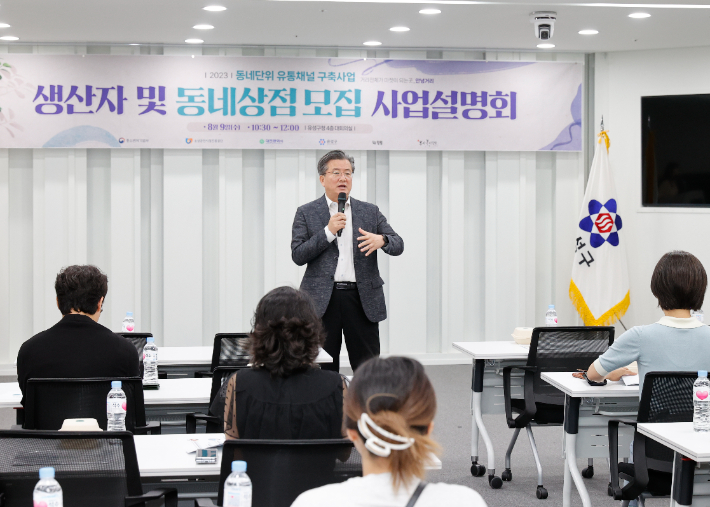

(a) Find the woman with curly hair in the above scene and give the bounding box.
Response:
[292,356,485,507]
[218,286,346,439]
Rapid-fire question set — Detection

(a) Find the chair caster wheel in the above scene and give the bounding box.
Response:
[536,486,548,499]
[470,464,486,477]
[489,475,503,489]
[608,482,614,496]
[501,469,512,481]
[582,466,594,479]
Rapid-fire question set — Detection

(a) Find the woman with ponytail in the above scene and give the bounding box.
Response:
[292,357,486,507]
[216,286,346,439]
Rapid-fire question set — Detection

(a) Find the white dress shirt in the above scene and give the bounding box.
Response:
[324,194,356,283]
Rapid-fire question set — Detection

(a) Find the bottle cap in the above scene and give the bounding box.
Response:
[699,370,708,378]
[231,460,247,473]
[126,312,133,317]
[548,304,555,309]
[111,381,122,389]
[39,467,55,479]
[146,337,155,343]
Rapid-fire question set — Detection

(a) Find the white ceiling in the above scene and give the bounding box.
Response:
[1,0,710,53]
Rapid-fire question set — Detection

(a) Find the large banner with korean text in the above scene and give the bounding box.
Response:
[0,55,582,151]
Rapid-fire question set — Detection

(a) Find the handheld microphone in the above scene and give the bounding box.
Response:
[337,192,346,237]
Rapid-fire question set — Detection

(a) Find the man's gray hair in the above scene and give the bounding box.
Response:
[317,150,355,176]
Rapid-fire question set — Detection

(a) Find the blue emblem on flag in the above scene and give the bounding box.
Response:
[579,199,622,248]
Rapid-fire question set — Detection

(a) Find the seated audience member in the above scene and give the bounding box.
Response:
[219,286,345,439]
[16,265,140,404]
[581,250,710,390]
[291,356,487,507]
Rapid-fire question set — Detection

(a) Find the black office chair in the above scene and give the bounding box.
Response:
[608,371,697,507]
[186,366,247,433]
[23,377,160,434]
[0,429,177,507]
[118,332,167,380]
[195,439,362,507]
[502,326,615,499]
[195,333,251,378]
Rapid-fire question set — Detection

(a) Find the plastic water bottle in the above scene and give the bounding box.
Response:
[106,381,127,431]
[34,467,63,507]
[121,312,135,332]
[545,305,558,326]
[143,337,158,385]
[694,370,710,432]
[692,309,705,323]
[223,461,252,507]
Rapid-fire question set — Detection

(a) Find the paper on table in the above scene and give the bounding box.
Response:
[622,375,640,387]
[185,435,226,454]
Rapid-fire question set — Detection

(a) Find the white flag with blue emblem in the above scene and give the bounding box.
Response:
[569,131,630,325]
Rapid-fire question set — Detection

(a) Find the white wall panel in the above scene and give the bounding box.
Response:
[163,149,203,346]
[389,151,427,354]
[441,152,465,351]
[109,149,140,331]
[219,150,244,332]
[0,150,9,364]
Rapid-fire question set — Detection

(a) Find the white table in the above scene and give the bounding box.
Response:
[0,378,213,409]
[134,434,442,477]
[541,372,640,507]
[134,434,442,500]
[452,341,529,488]
[159,346,333,377]
[638,422,710,506]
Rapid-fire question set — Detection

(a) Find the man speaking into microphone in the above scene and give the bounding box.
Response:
[291,150,403,372]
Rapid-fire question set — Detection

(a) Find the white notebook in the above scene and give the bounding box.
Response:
[622,375,640,387]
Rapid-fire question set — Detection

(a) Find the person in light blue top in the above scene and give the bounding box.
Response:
[583,250,710,392]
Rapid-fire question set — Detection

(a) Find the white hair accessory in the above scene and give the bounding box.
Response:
[357,412,415,457]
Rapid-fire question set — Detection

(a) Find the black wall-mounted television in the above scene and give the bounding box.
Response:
[642,93,710,207]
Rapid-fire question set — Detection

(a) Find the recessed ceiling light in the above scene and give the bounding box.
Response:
[390,26,410,32]
[193,24,214,30]
[129,43,140,46]
[0,36,19,41]
[363,41,382,46]
[628,12,651,18]
[419,8,441,14]
[185,38,204,44]
[537,43,555,49]
[0,23,11,28]
[578,29,599,35]
[203,5,227,11]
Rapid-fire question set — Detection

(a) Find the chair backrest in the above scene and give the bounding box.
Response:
[0,430,142,507]
[24,378,148,432]
[118,332,153,377]
[211,333,250,370]
[637,371,698,468]
[209,366,246,404]
[528,326,615,404]
[218,439,362,507]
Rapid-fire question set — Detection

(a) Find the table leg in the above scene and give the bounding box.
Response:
[563,396,591,507]
[471,359,502,488]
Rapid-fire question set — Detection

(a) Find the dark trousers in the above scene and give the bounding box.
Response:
[321,286,380,372]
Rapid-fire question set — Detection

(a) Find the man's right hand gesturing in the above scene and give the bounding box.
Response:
[328,212,347,236]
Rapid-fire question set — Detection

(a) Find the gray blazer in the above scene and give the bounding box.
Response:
[291,195,403,323]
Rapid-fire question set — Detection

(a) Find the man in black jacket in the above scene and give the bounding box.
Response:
[291,151,404,372]
[16,265,139,404]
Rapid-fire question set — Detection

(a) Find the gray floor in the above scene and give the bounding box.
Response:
[0,368,665,507]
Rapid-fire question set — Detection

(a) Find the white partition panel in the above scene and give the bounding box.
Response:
[389,151,428,354]
[109,149,140,331]
[163,149,203,346]
[0,45,587,368]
